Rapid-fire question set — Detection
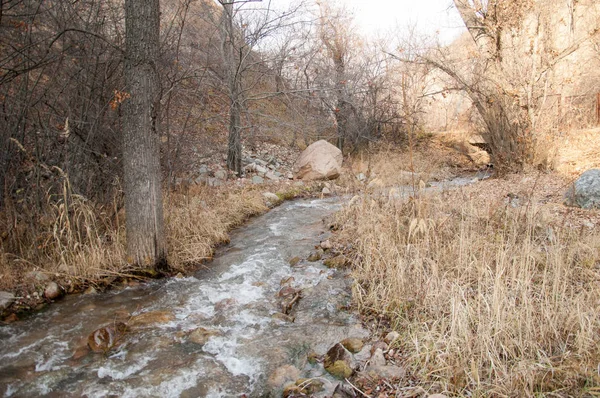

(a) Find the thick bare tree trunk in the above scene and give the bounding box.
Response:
[221,1,243,175]
[122,0,167,270]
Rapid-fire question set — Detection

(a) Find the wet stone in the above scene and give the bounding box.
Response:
[307,251,322,262]
[340,338,364,354]
[267,364,300,389]
[288,257,301,266]
[44,281,62,300]
[324,343,354,379]
[188,327,220,346]
[323,255,348,269]
[129,310,175,328]
[87,322,128,354]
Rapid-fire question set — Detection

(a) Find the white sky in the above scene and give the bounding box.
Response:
[338,0,466,43]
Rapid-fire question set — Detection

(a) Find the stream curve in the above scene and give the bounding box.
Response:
[0,197,368,398]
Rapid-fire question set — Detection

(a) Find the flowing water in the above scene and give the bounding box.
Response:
[0,198,368,398]
[0,174,488,398]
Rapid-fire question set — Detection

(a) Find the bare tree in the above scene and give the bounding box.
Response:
[122,0,166,270]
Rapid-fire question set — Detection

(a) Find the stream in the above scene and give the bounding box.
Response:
[0,173,488,398]
[0,197,368,397]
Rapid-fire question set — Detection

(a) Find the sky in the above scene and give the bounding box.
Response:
[338,0,466,44]
[270,0,467,45]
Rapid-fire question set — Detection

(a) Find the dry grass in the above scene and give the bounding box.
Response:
[343,140,472,191]
[335,175,600,396]
[556,128,600,177]
[0,179,307,296]
[165,184,270,269]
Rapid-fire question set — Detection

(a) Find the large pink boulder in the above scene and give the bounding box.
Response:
[293,140,343,180]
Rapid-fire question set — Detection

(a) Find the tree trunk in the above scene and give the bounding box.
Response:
[221,1,243,175]
[334,58,348,152]
[122,0,167,270]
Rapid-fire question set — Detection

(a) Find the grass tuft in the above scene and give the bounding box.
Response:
[335,183,600,396]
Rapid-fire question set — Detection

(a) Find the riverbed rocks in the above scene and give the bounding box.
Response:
[283,378,325,397]
[288,256,301,266]
[0,291,15,311]
[564,169,600,209]
[324,343,354,379]
[277,286,302,315]
[43,282,62,300]
[294,140,343,181]
[87,322,128,353]
[263,192,281,207]
[267,364,301,390]
[340,338,364,353]
[187,327,220,346]
[307,250,323,262]
[129,310,175,328]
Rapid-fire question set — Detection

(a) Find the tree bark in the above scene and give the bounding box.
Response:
[220,1,243,175]
[122,0,167,270]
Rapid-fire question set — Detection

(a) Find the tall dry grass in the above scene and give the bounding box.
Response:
[0,176,301,292]
[335,189,600,396]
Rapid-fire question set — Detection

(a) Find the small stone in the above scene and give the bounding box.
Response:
[307,251,322,262]
[340,338,364,353]
[207,177,222,187]
[252,175,264,185]
[320,239,332,250]
[267,364,301,388]
[307,351,322,364]
[287,173,294,180]
[289,257,301,266]
[364,364,406,380]
[384,331,400,344]
[282,385,306,398]
[255,164,268,174]
[214,298,237,312]
[214,170,227,180]
[370,348,386,367]
[175,272,184,279]
[129,310,175,328]
[3,313,18,323]
[0,291,15,311]
[324,343,354,379]
[295,378,325,394]
[322,187,331,195]
[265,171,279,181]
[323,255,348,268]
[87,322,128,353]
[194,175,208,185]
[44,282,62,300]
[83,286,97,295]
[27,270,49,282]
[356,173,366,182]
[263,192,280,204]
[188,327,220,346]
[280,276,295,286]
[332,383,356,398]
[72,345,89,360]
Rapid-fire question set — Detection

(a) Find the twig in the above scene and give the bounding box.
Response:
[345,378,372,398]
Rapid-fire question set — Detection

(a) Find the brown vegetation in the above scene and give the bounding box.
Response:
[0,180,311,303]
[333,168,600,396]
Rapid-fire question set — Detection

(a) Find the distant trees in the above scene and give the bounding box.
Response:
[122,0,166,270]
